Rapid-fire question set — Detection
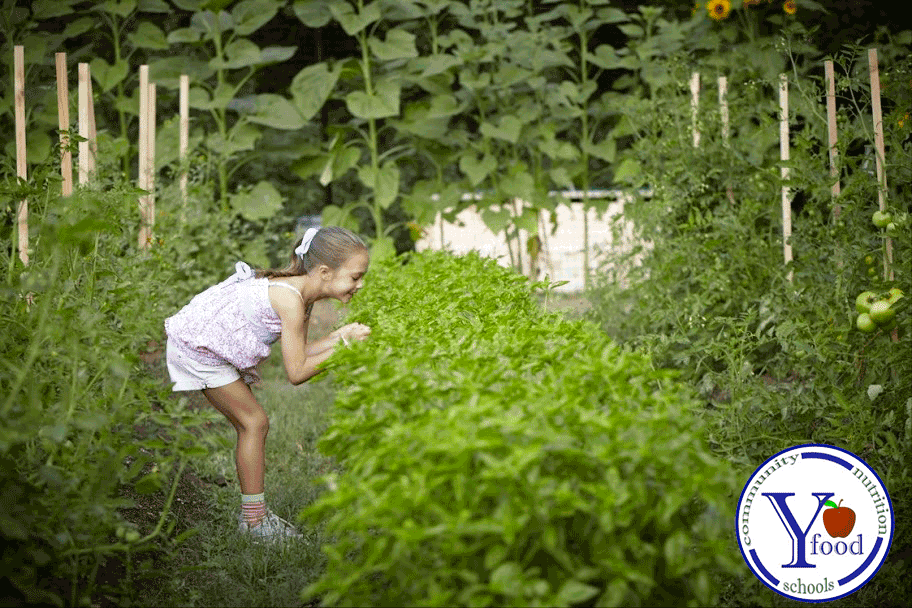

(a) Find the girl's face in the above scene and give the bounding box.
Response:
[327,249,369,303]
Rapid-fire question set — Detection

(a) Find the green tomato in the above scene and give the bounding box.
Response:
[856,313,876,333]
[865,255,874,265]
[856,291,877,314]
[869,300,896,325]
[868,267,877,276]
[872,210,892,228]
[124,530,141,543]
[887,287,904,306]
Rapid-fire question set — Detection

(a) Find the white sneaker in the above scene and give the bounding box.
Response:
[238,509,303,543]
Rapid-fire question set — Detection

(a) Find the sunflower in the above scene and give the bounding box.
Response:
[706,0,731,21]
[784,0,797,15]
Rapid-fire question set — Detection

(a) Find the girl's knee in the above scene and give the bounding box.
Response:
[239,410,269,436]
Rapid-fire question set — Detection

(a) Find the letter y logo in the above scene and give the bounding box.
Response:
[762,492,834,568]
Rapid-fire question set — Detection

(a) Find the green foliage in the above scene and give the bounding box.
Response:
[171,0,300,211]
[301,251,742,607]
[586,36,912,607]
[0,182,221,606]
[291,0,415,258]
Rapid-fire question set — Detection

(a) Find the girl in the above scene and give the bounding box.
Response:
[164,226,371,543]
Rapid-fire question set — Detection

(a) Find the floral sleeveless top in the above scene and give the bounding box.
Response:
[165,261,303,377]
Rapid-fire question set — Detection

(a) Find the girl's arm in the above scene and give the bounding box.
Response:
[306,324,370,357]
[285,343,335,384]
[304,331,346,357]
[272,292,342,385]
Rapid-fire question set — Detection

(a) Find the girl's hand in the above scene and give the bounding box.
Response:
[334,323,371,345]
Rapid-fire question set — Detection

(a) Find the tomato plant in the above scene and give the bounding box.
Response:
[586,36,911,607]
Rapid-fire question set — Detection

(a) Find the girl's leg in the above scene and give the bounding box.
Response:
[201,379,300,541]
[202,379,269,496]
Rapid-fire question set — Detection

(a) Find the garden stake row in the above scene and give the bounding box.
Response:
[13,47,186,253]
[13,46,27,266]
[693,52,893,288]
[9,47,897,286]
[18,51,99,262]
[14,49,94,266]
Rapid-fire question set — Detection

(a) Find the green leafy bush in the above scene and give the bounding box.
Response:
[301,251,742,607]
[1,184,220,606]
[587,39,911,606]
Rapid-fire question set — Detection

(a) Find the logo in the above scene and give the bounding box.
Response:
[736,444,893,602]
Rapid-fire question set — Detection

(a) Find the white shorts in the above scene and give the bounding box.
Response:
[165,339,254,391]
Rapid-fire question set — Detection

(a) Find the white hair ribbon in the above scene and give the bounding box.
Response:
[295,227,319,258]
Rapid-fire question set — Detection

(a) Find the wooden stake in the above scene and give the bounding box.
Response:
[779,73,793,283]
[824,61,844,270]
[147,83,157,242]
[78,63,90,185]
[55,53,72,197]
[718,75,729,145]
[14,46,28,266]
[690,72,700,148]
[719,75,736,206]
[87,69,97,175]
[868,48,893,281]
[179,74,189,210]
[824,61,841,211]
[138,65,149,249]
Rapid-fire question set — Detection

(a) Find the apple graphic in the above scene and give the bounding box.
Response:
[822,499,856,538]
